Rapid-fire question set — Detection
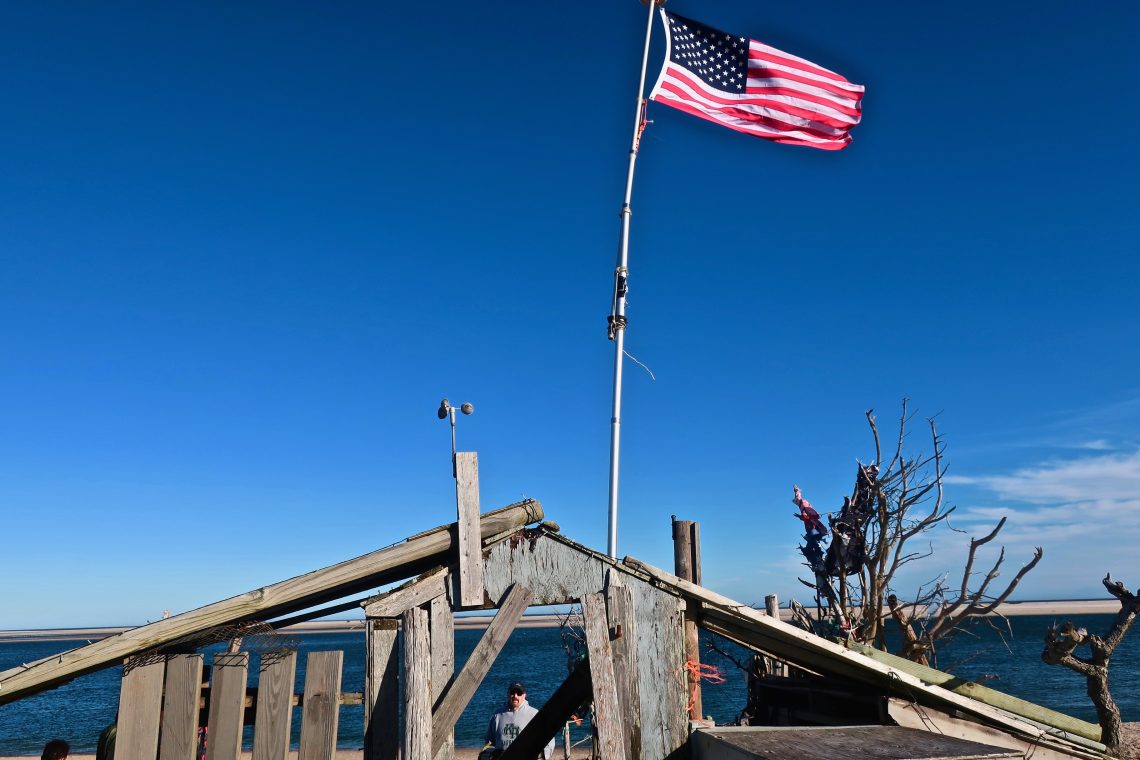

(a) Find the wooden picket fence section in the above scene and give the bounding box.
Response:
[115,649,345,760]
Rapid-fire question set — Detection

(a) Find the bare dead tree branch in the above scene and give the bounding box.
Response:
[1042,574,1140,752]
[789,401,1041,666]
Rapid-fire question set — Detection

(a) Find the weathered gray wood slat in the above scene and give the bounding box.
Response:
[430,595,456,760]
[252,651,297,760]
[206,653,249,760]
[605,577,642,760]
[581,592,627,760]
[403,608,432,760]
[298,651,342,760]
[0,500,542,705]
[454,452,485,608]
[430,584,532,756]
[482,530,688,759]
[499,660,592,760]
[364,619,399,760]
[362,566,450,618]
[116,658,165,760]
[159,654,204,760]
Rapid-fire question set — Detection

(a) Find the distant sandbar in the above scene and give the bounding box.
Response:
[0,600,1120,644]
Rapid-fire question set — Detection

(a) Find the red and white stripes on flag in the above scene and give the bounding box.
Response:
[648,10,864,150]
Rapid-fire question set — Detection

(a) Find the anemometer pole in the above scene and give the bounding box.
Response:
[607,0,659,560]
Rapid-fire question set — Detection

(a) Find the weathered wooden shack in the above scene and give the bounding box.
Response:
[0,486,1110,759]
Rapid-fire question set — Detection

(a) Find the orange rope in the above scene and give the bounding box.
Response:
[680,659,726,714]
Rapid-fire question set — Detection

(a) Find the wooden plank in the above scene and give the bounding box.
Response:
[672,517,702,720]
[455,452,485,608]
[252,651,297,760]
[115,658,165,760]
[846,640,1102,742]
[403,607,432,760]
[430,595,455,760]
[362,566,450,618]
[622,555,1099,756]
[364,619,399,760]
[0,500,543,705]
[691,726,1021,760]
[298,650,342,760]
[604,577,641,760]
[159,654,204,760]
[499,660,592,760]
[581,592,627,760]
[206,652,249,760]
[887,698,1105,760]
[430,584,532,756]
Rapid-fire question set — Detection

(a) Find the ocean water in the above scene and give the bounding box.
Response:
[1,614,1136,754]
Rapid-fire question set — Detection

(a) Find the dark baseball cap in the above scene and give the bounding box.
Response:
[508,682,525,694]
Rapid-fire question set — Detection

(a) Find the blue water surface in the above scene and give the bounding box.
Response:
[1,614,1136,754]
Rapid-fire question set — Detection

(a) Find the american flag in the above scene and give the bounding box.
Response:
[649,11,864,150]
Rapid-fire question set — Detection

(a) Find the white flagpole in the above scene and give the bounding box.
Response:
[607,0,660,560]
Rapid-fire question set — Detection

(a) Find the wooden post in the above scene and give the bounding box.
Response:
[604,575,642,760]
[403,607,432,760]
[115,658,165,760]
[205,652,249,760]
[430,595,455,760]
[159,654,204,760]
[455,451,485,608]
[364,620,399,760]
[299,650,343,760]
[430,583,533,756]
[253,651,297,760]
[672,515,703,720]
[764,594,786,677]
[581,592,628,760]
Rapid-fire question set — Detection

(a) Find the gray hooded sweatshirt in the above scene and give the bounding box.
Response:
[485,698,554,759]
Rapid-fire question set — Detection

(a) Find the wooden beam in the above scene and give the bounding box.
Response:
[455,452,485,608]
[0,500,543,705]
[403,607,432,760]
[159,654,204,760]
[115,658,165,760]
[499,660,592,760]
[299,650,343,760]
[430,594,456,760]
[363,620,399,760]
[623,555,1098,754]
[430,583,532,756]
[581,592,627,760]
[253,651,297,760]
[605,577,642,760]
[888,698,1105,760]
[205,653,249,760]
[846,640,1101,742]
[363,566,450,618]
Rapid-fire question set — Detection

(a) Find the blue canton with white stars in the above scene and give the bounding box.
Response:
[666,13,749,93]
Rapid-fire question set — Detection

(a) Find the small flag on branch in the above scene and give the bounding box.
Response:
[649,11,864,150]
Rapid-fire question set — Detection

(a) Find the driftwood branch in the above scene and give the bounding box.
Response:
[1042,573,1140,751]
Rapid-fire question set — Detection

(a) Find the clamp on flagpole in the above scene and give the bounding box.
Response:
[606,0,663,560]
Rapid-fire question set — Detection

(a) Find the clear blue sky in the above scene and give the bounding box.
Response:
[2,2,1137,629]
